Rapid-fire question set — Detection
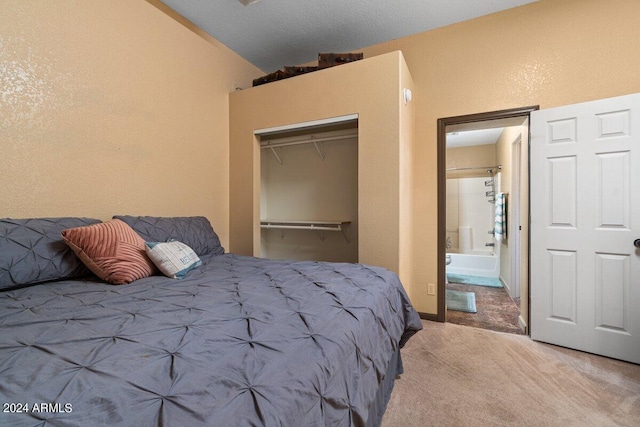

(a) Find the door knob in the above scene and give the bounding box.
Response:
[635,239,640,248]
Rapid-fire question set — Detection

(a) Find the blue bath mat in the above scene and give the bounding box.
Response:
[447,273,502,288]
[446,290,477,313]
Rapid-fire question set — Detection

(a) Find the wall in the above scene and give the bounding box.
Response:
[5,0,638,319]
[446,177,496,254]
[446,144,496,178]
[260,132,358,263]
[0,0,261,249]
[356,0,640,315]
[229,52,417,305]
[446,144,496,252]
[495,126,524,293]
[519,122,530,328]
[398,58,417,309]
[495,122,530,326]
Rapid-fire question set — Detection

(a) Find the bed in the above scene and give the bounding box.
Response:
[0,216,422,427]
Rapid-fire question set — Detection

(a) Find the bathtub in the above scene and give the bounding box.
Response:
[446,251,499,278]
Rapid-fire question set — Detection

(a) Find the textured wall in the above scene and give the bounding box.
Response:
[0,0,261,248]
[229,52,414,299]
[495,126,522,293]
[260,135,359,263]
[357,0,640,314]
[4,0,639,318]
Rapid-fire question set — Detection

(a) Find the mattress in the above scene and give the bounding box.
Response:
[0,253,422,426]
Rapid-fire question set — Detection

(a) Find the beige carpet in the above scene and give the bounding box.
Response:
[381,321,640,427]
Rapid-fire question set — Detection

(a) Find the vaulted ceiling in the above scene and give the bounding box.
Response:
[160,0,538,73]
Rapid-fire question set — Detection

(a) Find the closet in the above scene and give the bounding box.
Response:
[230,51,415,294]
[258,119,358,262]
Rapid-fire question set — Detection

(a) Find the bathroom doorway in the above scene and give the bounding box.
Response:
[437,106,537,334]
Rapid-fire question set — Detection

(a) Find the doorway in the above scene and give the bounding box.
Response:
[437,106,538,334]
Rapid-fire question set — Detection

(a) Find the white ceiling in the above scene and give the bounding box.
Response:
[447,128,504,149]
[446,116,528,148]
[159,0,538,73]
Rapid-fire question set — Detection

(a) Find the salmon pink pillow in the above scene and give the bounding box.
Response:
[61,219,156,285]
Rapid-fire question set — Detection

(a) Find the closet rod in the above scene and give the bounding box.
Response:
[260,132,358,149]
[446,164,502,172]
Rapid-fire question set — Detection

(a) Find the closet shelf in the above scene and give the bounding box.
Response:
[260,130,358,165]
[260,220,351,242]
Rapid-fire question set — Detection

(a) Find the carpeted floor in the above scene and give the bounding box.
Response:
[446,282,523,335]
[381,321,640,427]
[445,289,477,313]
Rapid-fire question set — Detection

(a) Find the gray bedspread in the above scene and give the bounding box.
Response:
[0,254,422,426]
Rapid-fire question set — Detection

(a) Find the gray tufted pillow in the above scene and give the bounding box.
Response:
[113,216,225,257]
[0,217,102,290]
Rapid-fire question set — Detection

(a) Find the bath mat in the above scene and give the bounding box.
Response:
[446,290,477,313]
[447,273,502,288]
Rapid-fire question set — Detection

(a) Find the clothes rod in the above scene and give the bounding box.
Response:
[260,220,349,230]
[261,221,352,243]
[260,132,358,149]
[446,165,502,172]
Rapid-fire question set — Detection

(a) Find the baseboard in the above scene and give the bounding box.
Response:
[419,312,439,322]
[500,276,523,305]
[499,275,510,293]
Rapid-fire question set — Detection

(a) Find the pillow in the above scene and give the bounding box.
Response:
[61,219,156,285]
[113,215,224,256]
[0,217,102,290]
[145,240,202,279]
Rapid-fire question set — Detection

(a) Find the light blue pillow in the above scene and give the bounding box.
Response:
[145,240,202,279]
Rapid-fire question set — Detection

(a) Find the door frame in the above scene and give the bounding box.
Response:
[436,106,538,323]
[509,133,522,299]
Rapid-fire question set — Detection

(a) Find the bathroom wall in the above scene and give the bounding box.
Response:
[495,125,527,296]
[446,176,496,255]
[446,144,496,178]
[446,143,497,255]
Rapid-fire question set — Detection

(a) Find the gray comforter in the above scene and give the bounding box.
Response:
[0,254,421,426]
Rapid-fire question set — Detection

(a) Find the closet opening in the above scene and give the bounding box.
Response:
[256,115,358,263]
[437,106,538,334]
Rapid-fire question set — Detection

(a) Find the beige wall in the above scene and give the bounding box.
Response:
[519,121,530,328]
[4,0,640,318]
[495,126,522,291]
[0,0,261,248]
[495,123,530,328]
[260,132,358,263]
[229,52,418,304]
[446,144,497,178]
[446,144,497,257]
[398,59,417,307]
[356,0,640,315]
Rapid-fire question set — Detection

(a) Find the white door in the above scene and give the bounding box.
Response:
[530,93,640,364]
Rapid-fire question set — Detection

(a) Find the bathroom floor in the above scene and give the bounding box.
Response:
[446,281,524,335]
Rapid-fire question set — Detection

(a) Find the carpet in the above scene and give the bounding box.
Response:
[447,273,502,288]
[446,289,477,313]
[381,321,640,427]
